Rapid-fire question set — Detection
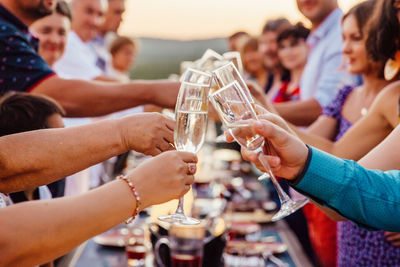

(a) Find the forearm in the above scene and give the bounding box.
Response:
[32,76,179,117]
[274,98,322,126]
[293,126,335,153]
[290,147,400,231]
[0,180,135,266]
[0,119,125,193]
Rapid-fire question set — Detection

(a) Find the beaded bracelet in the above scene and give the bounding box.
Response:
[117,175,142,224]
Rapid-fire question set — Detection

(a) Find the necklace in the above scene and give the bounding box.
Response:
[361,107,368,116]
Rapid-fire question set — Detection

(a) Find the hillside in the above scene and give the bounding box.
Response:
[129,37,229,79]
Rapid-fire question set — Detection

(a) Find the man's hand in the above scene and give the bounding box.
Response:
[118,113,175,156]
[227,119,308,180]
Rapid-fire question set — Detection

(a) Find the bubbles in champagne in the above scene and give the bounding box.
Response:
[175,110,208,153]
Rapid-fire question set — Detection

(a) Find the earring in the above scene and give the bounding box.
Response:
[384,50,400,81]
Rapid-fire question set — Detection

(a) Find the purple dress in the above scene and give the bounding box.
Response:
[323,85,400,266]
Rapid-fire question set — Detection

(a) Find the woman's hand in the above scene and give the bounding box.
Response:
[118,113,175,156]
[128,151,197,208]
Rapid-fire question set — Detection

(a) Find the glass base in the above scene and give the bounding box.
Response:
[271,198,309,222]
[158,213,200,225]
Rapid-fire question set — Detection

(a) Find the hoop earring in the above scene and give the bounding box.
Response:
[384,50,400,81]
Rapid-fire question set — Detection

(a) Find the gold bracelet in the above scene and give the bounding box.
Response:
[117,175,141,224]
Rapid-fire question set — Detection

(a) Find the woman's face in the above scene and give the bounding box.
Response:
[242,48,265,75]
[277,36,308,71]
[341,14,369,75]
[112,43,136,72]
[30,13,71,67]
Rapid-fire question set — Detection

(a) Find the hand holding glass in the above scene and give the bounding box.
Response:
[158,82,209,225]
[209,81,308,221]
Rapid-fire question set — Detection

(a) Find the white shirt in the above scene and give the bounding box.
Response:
[300,9,357,107]
[54,31,102,80]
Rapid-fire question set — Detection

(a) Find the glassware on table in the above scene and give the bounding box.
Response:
[158,82,210,225]
[209,81,308,221]
[155,224,205,267]
[125,227,147,267]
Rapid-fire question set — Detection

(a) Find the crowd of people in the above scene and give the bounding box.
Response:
[1,0,400,266]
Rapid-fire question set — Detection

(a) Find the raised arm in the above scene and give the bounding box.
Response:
[0,113,175,193]
[0,151,197,266]
[31,75,180,117]
[238,120,400,231]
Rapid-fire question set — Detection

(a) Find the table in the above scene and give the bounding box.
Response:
[74,220,312,267]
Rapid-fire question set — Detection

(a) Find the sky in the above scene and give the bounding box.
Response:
[119,0,365,40]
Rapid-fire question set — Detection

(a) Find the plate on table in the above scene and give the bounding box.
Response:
[93,227,129,247]
[224,209,273,223]
[226,240,288,255]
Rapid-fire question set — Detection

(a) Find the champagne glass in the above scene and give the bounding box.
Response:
[222,51,244,75]
[158,82,210,225]
[180,68,212,85]
[212,62,257,144]
[209,81,308,221]
[213,62,272,180]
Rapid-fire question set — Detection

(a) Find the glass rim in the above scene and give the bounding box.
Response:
[211,61,236,74]
[180,81,212,87]
[183,68,213,77]
[209,80,242,99]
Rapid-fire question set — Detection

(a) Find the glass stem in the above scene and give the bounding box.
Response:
[256,150,291,204]
[175,197,185,215]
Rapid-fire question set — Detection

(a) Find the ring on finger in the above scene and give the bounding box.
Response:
[187,163,196,174]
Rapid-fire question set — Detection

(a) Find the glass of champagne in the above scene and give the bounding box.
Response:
[180,68,212,85]
[158,82,210,225]
[209,81,308,221]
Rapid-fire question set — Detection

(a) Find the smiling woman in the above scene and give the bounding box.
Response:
[30,0,71,67]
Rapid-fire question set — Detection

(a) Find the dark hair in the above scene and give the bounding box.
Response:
[228,31,249,41]
[109,36,135,55]
[277,23,310,44]
[366,0,399,62]
[56,0,72,21]
[262,18,291,34]
[343,0,376,38]
[0,92,65,137]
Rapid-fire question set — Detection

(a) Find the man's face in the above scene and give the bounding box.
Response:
[71,0,107,42]
[296,0,337,24]
[259,31,279,70]
[102,0,126,33]
[16,0,56,21]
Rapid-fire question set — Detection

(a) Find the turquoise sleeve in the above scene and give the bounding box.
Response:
[291,147,400,232]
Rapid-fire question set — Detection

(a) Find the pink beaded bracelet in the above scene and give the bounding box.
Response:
[117,175,142,224]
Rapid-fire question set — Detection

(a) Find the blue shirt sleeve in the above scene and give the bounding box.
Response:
[290,147,400,232]
[0,23,54,93]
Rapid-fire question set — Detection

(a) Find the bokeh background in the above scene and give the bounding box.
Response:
[118,0,364,79]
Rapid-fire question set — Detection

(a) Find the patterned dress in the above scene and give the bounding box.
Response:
[323,85,400,266]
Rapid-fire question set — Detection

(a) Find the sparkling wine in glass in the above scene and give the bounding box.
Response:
[209,81,308,221]
[158,82,210,225]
